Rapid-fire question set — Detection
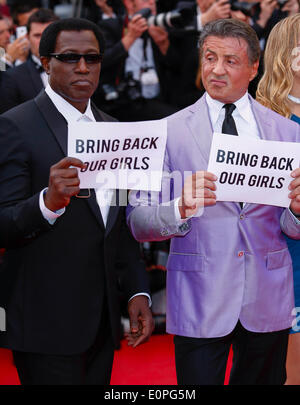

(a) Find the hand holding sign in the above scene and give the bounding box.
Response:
[179,171,217,219]
[289,167,300,216]
[44,157,86,212]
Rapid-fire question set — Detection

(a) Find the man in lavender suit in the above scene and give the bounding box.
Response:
[127,19,300,385]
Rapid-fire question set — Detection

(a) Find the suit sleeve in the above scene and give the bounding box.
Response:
[126,145,191,243]
[280,123,300,239]
[280,209,300,240]
[0,116,51,247]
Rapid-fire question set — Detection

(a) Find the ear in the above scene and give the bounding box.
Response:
[250,60,259,81]
[40,56,50,75]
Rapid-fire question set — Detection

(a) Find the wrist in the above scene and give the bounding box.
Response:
[290,208,300,218]
[201,12,210,27]
[43,191,61,213]
[5,52,14,63]
[256,14,269,28]
[178,199,187,219]
[122,34,136,51]
[156,39,169,55]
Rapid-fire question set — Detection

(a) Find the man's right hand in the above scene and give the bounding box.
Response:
[122,14,148,51]
[201,0,231,26]
[6,35,29,63]
[44,157,86,212]
[179,171,217,219]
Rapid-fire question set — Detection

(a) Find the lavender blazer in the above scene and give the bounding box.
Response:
[127,94,300,337]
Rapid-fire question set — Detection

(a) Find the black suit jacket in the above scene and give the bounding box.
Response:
[0,57,44,114]
[0,91,150,355]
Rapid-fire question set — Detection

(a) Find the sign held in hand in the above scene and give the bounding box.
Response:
[207,133,300,207]
[68,120,167,191]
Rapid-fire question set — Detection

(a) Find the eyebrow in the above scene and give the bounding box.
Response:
[205,48,240,60]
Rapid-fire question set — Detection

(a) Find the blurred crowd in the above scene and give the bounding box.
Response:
[0,0,299,117]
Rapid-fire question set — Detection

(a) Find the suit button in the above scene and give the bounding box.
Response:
[240,214,245,220]
[238,251,244,257]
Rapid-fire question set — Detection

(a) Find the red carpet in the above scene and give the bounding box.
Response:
[111,334,177,385]
[0,334,232,385]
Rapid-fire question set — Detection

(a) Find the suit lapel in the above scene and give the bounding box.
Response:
[249,95,272,140]
[34,90,68,155]
[186,95,214,165]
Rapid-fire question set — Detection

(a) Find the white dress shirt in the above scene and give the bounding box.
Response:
[124,37,160,99]
[205,91,260,139]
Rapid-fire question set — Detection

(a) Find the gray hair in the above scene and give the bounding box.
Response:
[199,19,260,65]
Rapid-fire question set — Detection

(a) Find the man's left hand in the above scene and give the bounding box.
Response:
[289,167,300,216]
[281,0,300,15]
[148,26,169,55]
[126,295,154,348]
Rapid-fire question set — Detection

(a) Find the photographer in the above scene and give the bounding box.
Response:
[250,0,299,45]
[92,0,179,121]
[0,13,29,70]
[168,0,244,108]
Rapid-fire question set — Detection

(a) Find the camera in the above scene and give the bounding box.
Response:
[134,2,195,31]
[102,72,142,103]
[277,0,288,8]
[229,0,259,17]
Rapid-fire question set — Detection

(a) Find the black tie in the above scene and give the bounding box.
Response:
[222,103,238,136]
[221,103,243,208]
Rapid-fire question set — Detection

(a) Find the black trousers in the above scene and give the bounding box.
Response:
[174,321,289,385]
[12,311,115,385]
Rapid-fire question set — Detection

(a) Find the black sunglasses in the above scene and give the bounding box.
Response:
[49,53,103,64]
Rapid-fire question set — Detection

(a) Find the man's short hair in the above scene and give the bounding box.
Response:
[11,3,39,26]
[39,18,105,57]
[199,19,260,65]
[27,8,59,34]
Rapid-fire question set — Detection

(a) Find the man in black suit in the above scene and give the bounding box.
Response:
[92,0,179,121]
[0,17,153,385]
[0,8,59,113]
[0,12,29,71]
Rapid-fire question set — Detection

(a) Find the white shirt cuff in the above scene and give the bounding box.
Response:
[288,208,300,225]
[39,188,65,225]
[129,293,152,308]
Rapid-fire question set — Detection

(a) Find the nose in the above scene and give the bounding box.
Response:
[212,59,226,76]
[76,56,89,73]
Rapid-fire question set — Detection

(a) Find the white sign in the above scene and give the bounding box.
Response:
[68,120,167,191]
[207,133,300,207]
